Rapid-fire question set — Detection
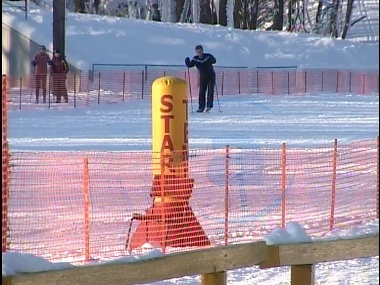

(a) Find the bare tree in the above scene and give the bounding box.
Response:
[248,0,259,30]
[341,0,354,39]
[272,0,284,30]
[179,0,191,22]
[331,0,340,37]
[218,0,228,26]
[199,0,213,24]
[176,0,185,21]
[161,0,177,22]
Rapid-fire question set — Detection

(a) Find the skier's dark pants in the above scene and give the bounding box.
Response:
[198,72,215,110]
[35,74,47,103]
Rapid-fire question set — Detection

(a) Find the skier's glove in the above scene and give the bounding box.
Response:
[31,60,37,67]
[185,57,190,67]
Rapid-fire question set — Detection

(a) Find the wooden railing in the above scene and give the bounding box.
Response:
[2,235,379,285]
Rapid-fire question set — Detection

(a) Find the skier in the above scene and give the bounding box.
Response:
[185,45,216,112]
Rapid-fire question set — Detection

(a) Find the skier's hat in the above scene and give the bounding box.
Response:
[195,45,203,51]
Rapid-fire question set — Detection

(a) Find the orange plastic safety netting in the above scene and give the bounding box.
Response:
[5,68,378,110]
[2,139,378,263]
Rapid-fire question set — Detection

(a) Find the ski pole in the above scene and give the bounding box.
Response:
[215,83,222,113]
[125,217,134,252]
[187,68,194,113]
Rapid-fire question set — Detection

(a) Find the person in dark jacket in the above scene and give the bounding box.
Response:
[31,45,50,103]
[49,49,69,103]
[185,45,216,112]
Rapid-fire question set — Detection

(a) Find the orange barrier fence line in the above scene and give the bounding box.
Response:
[1,139,378,262]
[2,74,10,252]
[4,69,379,110]
[83,157,90,262]
[377,136,379,219]
[224,145,229,246]
[281,143,286,229]
[330,139,338,231]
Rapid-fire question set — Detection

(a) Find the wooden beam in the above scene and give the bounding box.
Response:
[201,272,227,285]
[4,241,267,285]
[290,265,315,285]
[260,235,379,269]
[2,277,12,285]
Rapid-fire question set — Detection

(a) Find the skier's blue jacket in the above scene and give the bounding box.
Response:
[185,53,216,78]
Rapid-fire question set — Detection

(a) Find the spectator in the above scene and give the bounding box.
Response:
[49,49,69,103]
[31,45,50,103]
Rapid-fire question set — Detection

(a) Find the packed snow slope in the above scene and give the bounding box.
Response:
[2,3,379,71]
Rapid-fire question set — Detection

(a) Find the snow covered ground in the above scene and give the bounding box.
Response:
[2,2,379,73]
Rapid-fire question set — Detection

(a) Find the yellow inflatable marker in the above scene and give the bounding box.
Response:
[128,76,210,252]
[152,76,189,176]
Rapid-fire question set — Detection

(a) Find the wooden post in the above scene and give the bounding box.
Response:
[201,272,227,285]
[97,72,101,104]
[321,71,324,92]
[304,71,307,93]
[141,71,144,99]
[290,264,315,285]
[73,73,77,108]
[19,76,22,110]
[122,72,126,102]
[221,71,224,96]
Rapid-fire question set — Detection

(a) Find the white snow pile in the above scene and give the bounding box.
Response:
[264,221,313,245]
[2,252,74,276]
[2,242,163,276]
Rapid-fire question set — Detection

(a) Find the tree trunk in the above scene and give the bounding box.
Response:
[272,0,284,30]
[176,0,185,22]
[200,0,212,24]
[341,0,354,39]
[179,0,191,22]
[74,0,85,13]
[248,0,259,30]
[161,0,177,22]
[330,0,340,37]
[287,0,296,31]
[226,0,234,27]
[210,0,218,24]
[233,0,242,28]
[241,0,248,29]
[192,0,199,23]
[218,0,227,26]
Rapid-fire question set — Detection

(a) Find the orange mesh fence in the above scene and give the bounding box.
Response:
[2,75,10,252]
[3,139,378,263]
[5,68,378,110]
